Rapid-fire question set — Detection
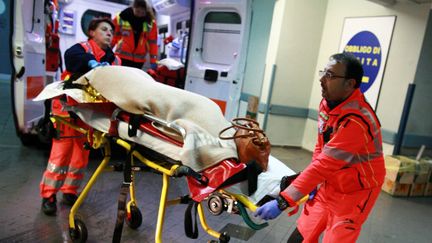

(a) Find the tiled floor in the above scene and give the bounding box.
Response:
[1,82,432,243]
[0,138,431,243]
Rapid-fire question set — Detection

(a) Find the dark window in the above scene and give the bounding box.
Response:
[81,10,111,36]
[204,12,241,24]
[103,0,131,5]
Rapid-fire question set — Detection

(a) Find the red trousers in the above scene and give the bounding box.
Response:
[40,98,90,198]
[297,183,381,243]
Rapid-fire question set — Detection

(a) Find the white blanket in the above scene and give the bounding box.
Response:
[35,66,238,172]
[35,81,297,203]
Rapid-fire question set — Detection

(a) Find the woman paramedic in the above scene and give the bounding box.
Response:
[40,18,121,216]
[112,0,158,70]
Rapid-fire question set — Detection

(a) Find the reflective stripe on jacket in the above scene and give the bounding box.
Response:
[281,89,386,203]
[112,13,158,63]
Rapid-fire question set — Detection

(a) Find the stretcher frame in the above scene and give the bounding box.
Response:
[52,115,264,243]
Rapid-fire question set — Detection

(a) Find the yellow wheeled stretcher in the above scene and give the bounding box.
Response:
[53,115,269,243]
[35,66,304,243]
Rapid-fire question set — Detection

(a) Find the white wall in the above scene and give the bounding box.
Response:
[241,0,276,97]
[301,0,431,155]
[259,0,328,146]
[407,9,432,137]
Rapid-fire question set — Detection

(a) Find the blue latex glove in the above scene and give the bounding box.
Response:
[254,199,282,220]
[309,187,318,200]
[88,60,100,69]
[150,63,158,70]
[88,60,110,69]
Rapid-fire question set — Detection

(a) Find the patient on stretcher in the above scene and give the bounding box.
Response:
[34,65,296,204]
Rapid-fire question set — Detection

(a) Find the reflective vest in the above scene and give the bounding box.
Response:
[112,13,158,64]
[61,39,121,80]
[281,89,386,202]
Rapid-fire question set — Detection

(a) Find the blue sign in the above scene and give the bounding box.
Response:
[343,31,381,93]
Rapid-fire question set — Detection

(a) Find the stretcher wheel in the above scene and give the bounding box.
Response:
[69,218,88,243]
[126,205,142,229]
[208,195,225,216]
[219,232,230,243]
[19,134,37,146]
[36,118,55,144]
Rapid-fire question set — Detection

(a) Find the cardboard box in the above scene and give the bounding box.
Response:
[409,183,426,197]
[384,156,415,184]
[424,183,432,196]
[381,177,411,196]
[419,159,432,184]
[412,158,431,183]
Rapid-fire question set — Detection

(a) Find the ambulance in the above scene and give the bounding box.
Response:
[10,0,252,145]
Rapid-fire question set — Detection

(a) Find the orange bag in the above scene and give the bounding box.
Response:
[219,118,271,171]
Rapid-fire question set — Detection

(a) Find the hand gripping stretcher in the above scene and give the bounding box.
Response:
[34,66,304,243]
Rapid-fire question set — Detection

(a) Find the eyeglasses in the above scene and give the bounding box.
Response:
[318,70,347,80]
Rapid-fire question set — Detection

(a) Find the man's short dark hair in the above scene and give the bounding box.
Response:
[330,53,364,88]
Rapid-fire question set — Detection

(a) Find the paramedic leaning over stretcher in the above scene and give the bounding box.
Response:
[255,53,386,243]
[40,18,121,216]
[112,0,158,70]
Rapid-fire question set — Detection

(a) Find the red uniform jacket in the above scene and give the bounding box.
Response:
[281,89,386,204]
[112,10,158,64]
[56,39,120,116]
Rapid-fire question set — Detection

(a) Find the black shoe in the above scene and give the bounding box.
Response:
[62,193,78,206]
[42,195,57,216]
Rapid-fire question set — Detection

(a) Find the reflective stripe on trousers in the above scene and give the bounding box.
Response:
[40,120,90,198]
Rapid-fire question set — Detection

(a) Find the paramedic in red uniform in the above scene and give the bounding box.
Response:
[112,0,158,70]
[40,18,121,215]
[255,53,385,243]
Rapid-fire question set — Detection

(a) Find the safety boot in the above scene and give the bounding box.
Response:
[41,194,57,216]
[62,193,78,206]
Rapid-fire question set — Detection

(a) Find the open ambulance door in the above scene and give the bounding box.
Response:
[185,0,251,120]
[11,0,48,145]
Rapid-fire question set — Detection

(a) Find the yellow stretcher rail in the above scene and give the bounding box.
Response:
[51,116,87,135]
[298,194,309,204]
[53,115,268,243]
[197,203,223,239]
[116,139,180,175]
[230,192,258,212]
[69,132,111,231]
[229,191,309,213]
